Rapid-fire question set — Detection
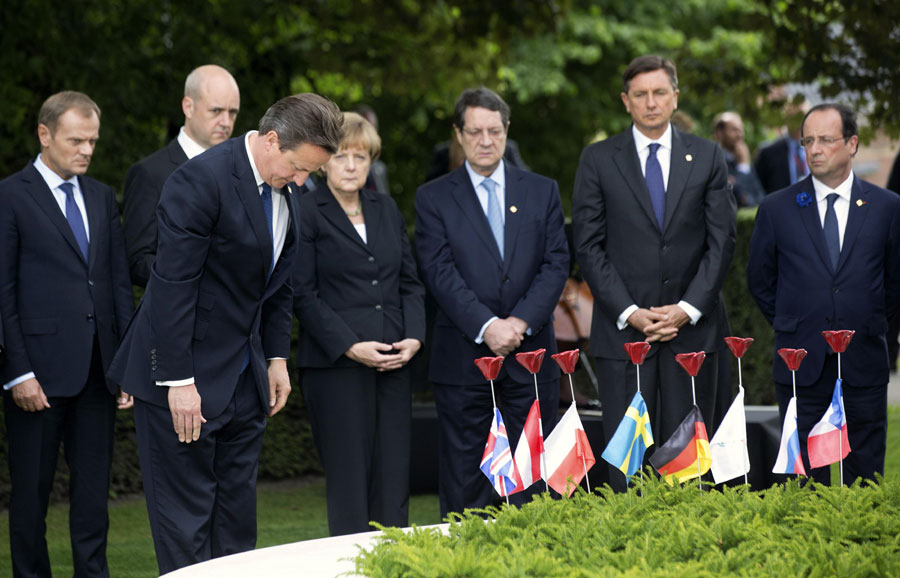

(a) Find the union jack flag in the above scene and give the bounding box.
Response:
[480,408,519,497]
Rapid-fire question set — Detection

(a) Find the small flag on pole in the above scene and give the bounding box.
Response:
[510,400,544,493]
[773,397,806,475]
[649,405,711,485]
[480,408,520,497]
[710,385,751,484]
[601,391,654,478]
[807,378,850,469]
[543,404,595,496]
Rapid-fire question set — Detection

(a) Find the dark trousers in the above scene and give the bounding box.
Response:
[433,375,559,518]
[4,341,115,578]
[301,365,411,536]
[775,353,887,486]
[595,347,718,493]
[133,368,266,575]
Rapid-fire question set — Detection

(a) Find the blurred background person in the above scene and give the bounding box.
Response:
[355,105,391,196]
[292,112,425,536]
[755,96,811,194]
[714,111,765,207]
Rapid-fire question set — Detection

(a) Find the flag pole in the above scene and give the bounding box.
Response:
[691,375,702,490]
[490,379,511,505]
[533,373,549,492]
[838,352,844,488]
[636,364,641,395]
[568,375,591,491]
[737,358,748,485]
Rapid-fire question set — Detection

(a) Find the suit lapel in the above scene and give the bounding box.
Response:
[663,128,693,232]
[317,187,371,253]
[23,163,87,266]
[836,175,869,272]
[503,165,524,269]
[795,177,834,272]
[80,176,103,272]
[449,167,503,265]
[232,138,275,282]
[613,131,659,230]
[167,138,188,168]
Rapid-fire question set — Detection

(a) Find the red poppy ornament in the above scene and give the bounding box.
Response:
[675,352,706,377]
[624,342,651,366]
[821,330,855,354]
[551,350,579,375]
[724,337,754,359]
[474,356,504,382]
[515,349,546,375]
[777,348,807,372]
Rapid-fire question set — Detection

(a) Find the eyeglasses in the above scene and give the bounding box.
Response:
[461,127,506,140]
[799,135,848,148]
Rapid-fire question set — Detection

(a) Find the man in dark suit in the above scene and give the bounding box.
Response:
[572,55,736,492]
[415,87,569,517]
[122,64,240,287]
[713,111,765,207]
[754,100,810,195]
[0,91,134,578]
[748,103,900,485]
[108,93,342,573]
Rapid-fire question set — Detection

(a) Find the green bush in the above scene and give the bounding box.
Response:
[355,476,900,577]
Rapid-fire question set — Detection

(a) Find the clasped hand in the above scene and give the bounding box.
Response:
[346,338,421,372]
[483,316,528,357]
[627,304,689,343]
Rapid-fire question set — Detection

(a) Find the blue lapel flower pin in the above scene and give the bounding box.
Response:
[796,192,812,208]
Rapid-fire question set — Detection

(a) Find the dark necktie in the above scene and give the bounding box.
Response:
[59,182,89,262]
[482,178,504,260]
[645,143,666,230]
[261,183,275,276]
[823,193,840,269]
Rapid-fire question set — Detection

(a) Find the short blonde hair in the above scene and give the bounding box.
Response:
[38,91,101,135]
[339,112,381,161]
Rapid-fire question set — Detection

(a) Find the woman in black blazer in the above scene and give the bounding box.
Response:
[293,112,425,536]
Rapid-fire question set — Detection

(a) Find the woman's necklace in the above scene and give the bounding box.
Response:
[344,205,362,217]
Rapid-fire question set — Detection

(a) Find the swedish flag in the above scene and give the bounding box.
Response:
[601,392,654,478]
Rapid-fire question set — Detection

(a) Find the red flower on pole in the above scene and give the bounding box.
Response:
[822,330,855,353]
[724,337,754,359]
[551,350,580,374]
[515,349,546,375]
[777,348,807,372]
[624,342,651,366]
[474,356,504,381]
[675,352,706,377]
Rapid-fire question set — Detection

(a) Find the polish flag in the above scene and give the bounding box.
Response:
[510,400,544,493]
[543,403,595,496]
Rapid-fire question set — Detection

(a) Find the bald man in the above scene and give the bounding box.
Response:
[123,64,240,286]
[713,111,765,207]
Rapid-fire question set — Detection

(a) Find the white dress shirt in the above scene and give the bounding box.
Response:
[177,126,209,160]
[812,171,854,248]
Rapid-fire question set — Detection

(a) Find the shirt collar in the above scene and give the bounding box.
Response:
[244,131,265,190]
[464,159,506,190]
[632,123,673,153]
[178,126,209,160]
[811,171,854,203]
[33,154,78,192]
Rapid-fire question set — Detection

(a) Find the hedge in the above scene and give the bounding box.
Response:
[0,207,774,506]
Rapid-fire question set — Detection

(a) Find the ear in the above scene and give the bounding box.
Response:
[620,92,630,113]
[848,135,860,157]
[182,96,194,119]
[37,124,52,148]
[453,126,464,147]
[672,89,679,110]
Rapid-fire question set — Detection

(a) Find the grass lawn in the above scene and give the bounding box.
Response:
[2,406,899,577]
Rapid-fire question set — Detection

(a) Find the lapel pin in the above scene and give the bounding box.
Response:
[856,199,866,207]
[685,154,693,162]
[510,206,518,213]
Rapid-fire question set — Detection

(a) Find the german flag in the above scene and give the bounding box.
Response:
[649,405,711,484]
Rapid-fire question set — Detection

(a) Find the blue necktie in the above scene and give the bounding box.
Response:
[645,143,666,230]
[59,182,89,262]
[483,178,504,260]
[823,193,840,269]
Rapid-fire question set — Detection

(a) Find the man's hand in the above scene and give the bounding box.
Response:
[346,341,404,370]
[483,318,524,357]
[379,338,422,372]
[11,378,50,412]
[117,389,134,410]
[267,359,291,417]
[168,384,205,443]
[643,304,690,342]
[626,308,671,342]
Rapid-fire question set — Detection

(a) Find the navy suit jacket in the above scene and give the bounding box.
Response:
[0,162,134,395]
[754,136,793,195]
[415,163,569,385]
[109,135,300,417]
[122,138,189,287]
[747,175,900,387]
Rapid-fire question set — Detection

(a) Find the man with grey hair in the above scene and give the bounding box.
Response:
[122,64,240,286]
[109,93,342,573]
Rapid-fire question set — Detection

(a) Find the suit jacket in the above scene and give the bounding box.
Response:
[293,187,425,367]
[572,127,736,360]
[108,135,300,417]
[754,136,793,195]
[415,163,569,385]
[0,162,134,395]
[747,175,900,387]
[122,138,189,287]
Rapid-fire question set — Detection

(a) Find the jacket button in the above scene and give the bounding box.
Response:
[372,279,379,286]
[375,304,382,311]
[368,256,375,263]
[88,280,94,287]
[833,287,840,294]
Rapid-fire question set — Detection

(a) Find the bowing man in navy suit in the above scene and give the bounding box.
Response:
[748,103,900,485]
[108,94,343,573]
[0,92,134,578]
[415,88,569,517]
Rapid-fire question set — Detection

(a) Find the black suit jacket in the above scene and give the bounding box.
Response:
[122,138,189,287]
[572,126,736,360]
[293,187,426,367]
[754,136,793,195]
[109,136,300,418]
[0,162,134,395]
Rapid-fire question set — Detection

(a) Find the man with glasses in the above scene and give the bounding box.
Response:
[748,103,900,485]
[415,87,568,516]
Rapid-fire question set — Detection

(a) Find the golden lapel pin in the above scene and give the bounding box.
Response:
[685,154,693,162]
[510,206,518,213]
[856,199,866,207]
